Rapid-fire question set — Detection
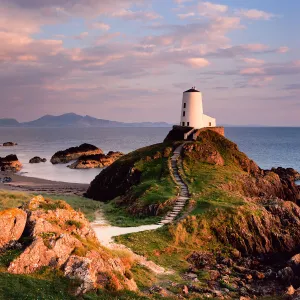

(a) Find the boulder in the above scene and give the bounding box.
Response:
[8,234,82,274]
[50,143,103,164]
[0,208,27,249]
[29,156,47,163]
[0,177,12,183]
[277,267,294,284]
[0,154,22,172]
[288,254,300,274]
[64,250,137,295]
[68,151,124,169]
[3,142,17,147]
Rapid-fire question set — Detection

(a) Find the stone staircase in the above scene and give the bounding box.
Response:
[158,144,189,225]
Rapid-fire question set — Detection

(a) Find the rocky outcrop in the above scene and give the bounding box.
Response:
[50,143,103,164]
[29,156,47,163]
[0,154,22,172]
[2,142,17,147]
[0,208,27,249]
[68,151,123,169]
[182,143,224,166]
[2,196,136,295]
[85,143,173,201]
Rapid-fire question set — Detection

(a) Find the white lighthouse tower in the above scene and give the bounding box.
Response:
[180,87,216,129]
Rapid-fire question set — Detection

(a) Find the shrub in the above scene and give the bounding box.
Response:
[65,220,83,229]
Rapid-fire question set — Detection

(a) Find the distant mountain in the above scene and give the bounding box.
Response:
[0,113,171,128]
[0,118,20,127]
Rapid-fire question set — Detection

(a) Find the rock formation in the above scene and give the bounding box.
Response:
[50,143,103,164]
[0,154,22,172]
[0,196,136,295]
[68,151,123,169]
[29,156,47,163]
[2,142,17,147]
[0,208,27,249]
[85,144,173,202]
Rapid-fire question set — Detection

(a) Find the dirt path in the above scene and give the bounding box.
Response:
[91,216,172,275]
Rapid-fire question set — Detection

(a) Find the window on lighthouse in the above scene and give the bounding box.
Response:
[183,103,186,108]
[183,111,185,117]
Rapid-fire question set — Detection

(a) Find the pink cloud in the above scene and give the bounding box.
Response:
[240,67,265,75]
[91,22,110,31]
[241,57,265,65]
[112,10,162,21]
[199,2,228,15]
[185,57,210,68]
[177,12,195,19]
[247,76,273,86]
[277,46,289,53]
[237,9,275,20]
[73,32,89,40]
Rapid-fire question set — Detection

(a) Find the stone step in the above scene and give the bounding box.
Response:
[159,221,171,225]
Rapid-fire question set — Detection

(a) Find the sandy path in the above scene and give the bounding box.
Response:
[91,215,172,275]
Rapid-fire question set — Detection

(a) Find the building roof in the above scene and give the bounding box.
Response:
[184,88,200,93]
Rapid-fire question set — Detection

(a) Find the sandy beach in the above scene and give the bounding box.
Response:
[0,171,89,196]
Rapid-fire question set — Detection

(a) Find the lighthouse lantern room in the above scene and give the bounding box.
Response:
[180,87,216,129]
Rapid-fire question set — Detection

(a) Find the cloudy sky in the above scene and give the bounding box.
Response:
[0,0,299,125]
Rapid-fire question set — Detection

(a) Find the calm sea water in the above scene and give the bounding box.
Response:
[0,127,299,184]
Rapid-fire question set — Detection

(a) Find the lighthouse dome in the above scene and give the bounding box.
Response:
[184,88,200,93]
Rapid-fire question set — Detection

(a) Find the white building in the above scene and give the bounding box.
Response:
[180,87,216,128]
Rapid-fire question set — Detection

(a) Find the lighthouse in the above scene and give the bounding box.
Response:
[180,87,216,129]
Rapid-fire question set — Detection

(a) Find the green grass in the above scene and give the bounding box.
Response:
[65,220,83,229]
[83,290,152,300]
[0,190,32,210]
[0,190,101,222]
[0,249,23,269]
[115,227,190,273]
[181,144,246,216]
[99,201,160,227]
[0,270,77,300]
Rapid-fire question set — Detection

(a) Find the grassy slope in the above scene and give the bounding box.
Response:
[116,132,261,273]
[91,143,178,227]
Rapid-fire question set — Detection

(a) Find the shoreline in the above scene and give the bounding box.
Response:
[0,171,89,196]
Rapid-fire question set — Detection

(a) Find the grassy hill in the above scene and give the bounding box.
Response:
[88,130,300,298]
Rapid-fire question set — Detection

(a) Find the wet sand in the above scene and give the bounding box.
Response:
[0,171,89,196]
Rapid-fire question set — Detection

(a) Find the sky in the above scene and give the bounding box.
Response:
[0,0,299,126]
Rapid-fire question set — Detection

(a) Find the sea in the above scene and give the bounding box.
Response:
[0,127,300,184]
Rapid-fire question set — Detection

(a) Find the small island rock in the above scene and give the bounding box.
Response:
[50,143,103,164]
[29,157,47,164]
[3,142,18,147]
[68,151,124,169]
[0,154,22,172]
